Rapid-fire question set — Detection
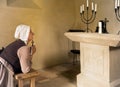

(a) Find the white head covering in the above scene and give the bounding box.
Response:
[14,24,30,43]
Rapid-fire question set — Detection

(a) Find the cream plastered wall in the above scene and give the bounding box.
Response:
[75,0,120,34]
[0,0,76,69]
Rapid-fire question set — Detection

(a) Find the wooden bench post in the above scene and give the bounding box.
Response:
[18,79,24,87]
[30,78,35,87]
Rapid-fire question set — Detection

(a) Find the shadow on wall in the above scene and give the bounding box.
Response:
[7,0,40,9]
[43,54,68,68]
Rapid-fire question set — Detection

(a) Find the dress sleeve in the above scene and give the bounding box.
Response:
[17,46,32,73]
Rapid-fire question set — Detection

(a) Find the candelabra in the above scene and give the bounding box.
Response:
[80,1,97,32]
[115,0,120,22]
[115,0,120,34]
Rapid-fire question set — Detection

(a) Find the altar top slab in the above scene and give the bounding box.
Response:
[64,32,120,47]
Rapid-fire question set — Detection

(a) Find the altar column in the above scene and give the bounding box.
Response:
[65,32,120,87]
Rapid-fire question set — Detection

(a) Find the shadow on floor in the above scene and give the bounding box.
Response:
[60,64,80,82]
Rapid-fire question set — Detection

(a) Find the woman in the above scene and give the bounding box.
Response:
[0,24,36,87]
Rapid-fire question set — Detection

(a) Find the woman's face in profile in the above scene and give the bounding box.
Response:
[28,30,34,42]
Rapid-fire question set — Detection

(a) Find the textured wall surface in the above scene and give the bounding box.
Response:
[0,0,76,69]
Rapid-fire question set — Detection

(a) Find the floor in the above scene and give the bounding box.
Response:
[36,63,80,87]
[24,62,80,87]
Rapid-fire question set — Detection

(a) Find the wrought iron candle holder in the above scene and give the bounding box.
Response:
[114,0,120,34]
[115,0,120,21]
[80,1,97,32]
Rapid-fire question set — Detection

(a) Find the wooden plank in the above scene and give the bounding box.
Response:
[15,71,40,80]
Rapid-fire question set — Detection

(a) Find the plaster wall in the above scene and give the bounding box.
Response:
[75,0,119,34]
[0,0,75,69]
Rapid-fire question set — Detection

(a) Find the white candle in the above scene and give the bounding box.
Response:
[82,4,84,11]
[98,22,102,34]
[95,4,97,12]
[80,6,82,13]
[115,0,117,8]
[98,22,102,28]
[87,0,89,7]
[92,2,94,11]
[118,0,120,7]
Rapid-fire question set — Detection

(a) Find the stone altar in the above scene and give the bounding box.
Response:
[64,32,120,87]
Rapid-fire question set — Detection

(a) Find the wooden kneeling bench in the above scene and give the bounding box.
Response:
[15,70,42,87]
